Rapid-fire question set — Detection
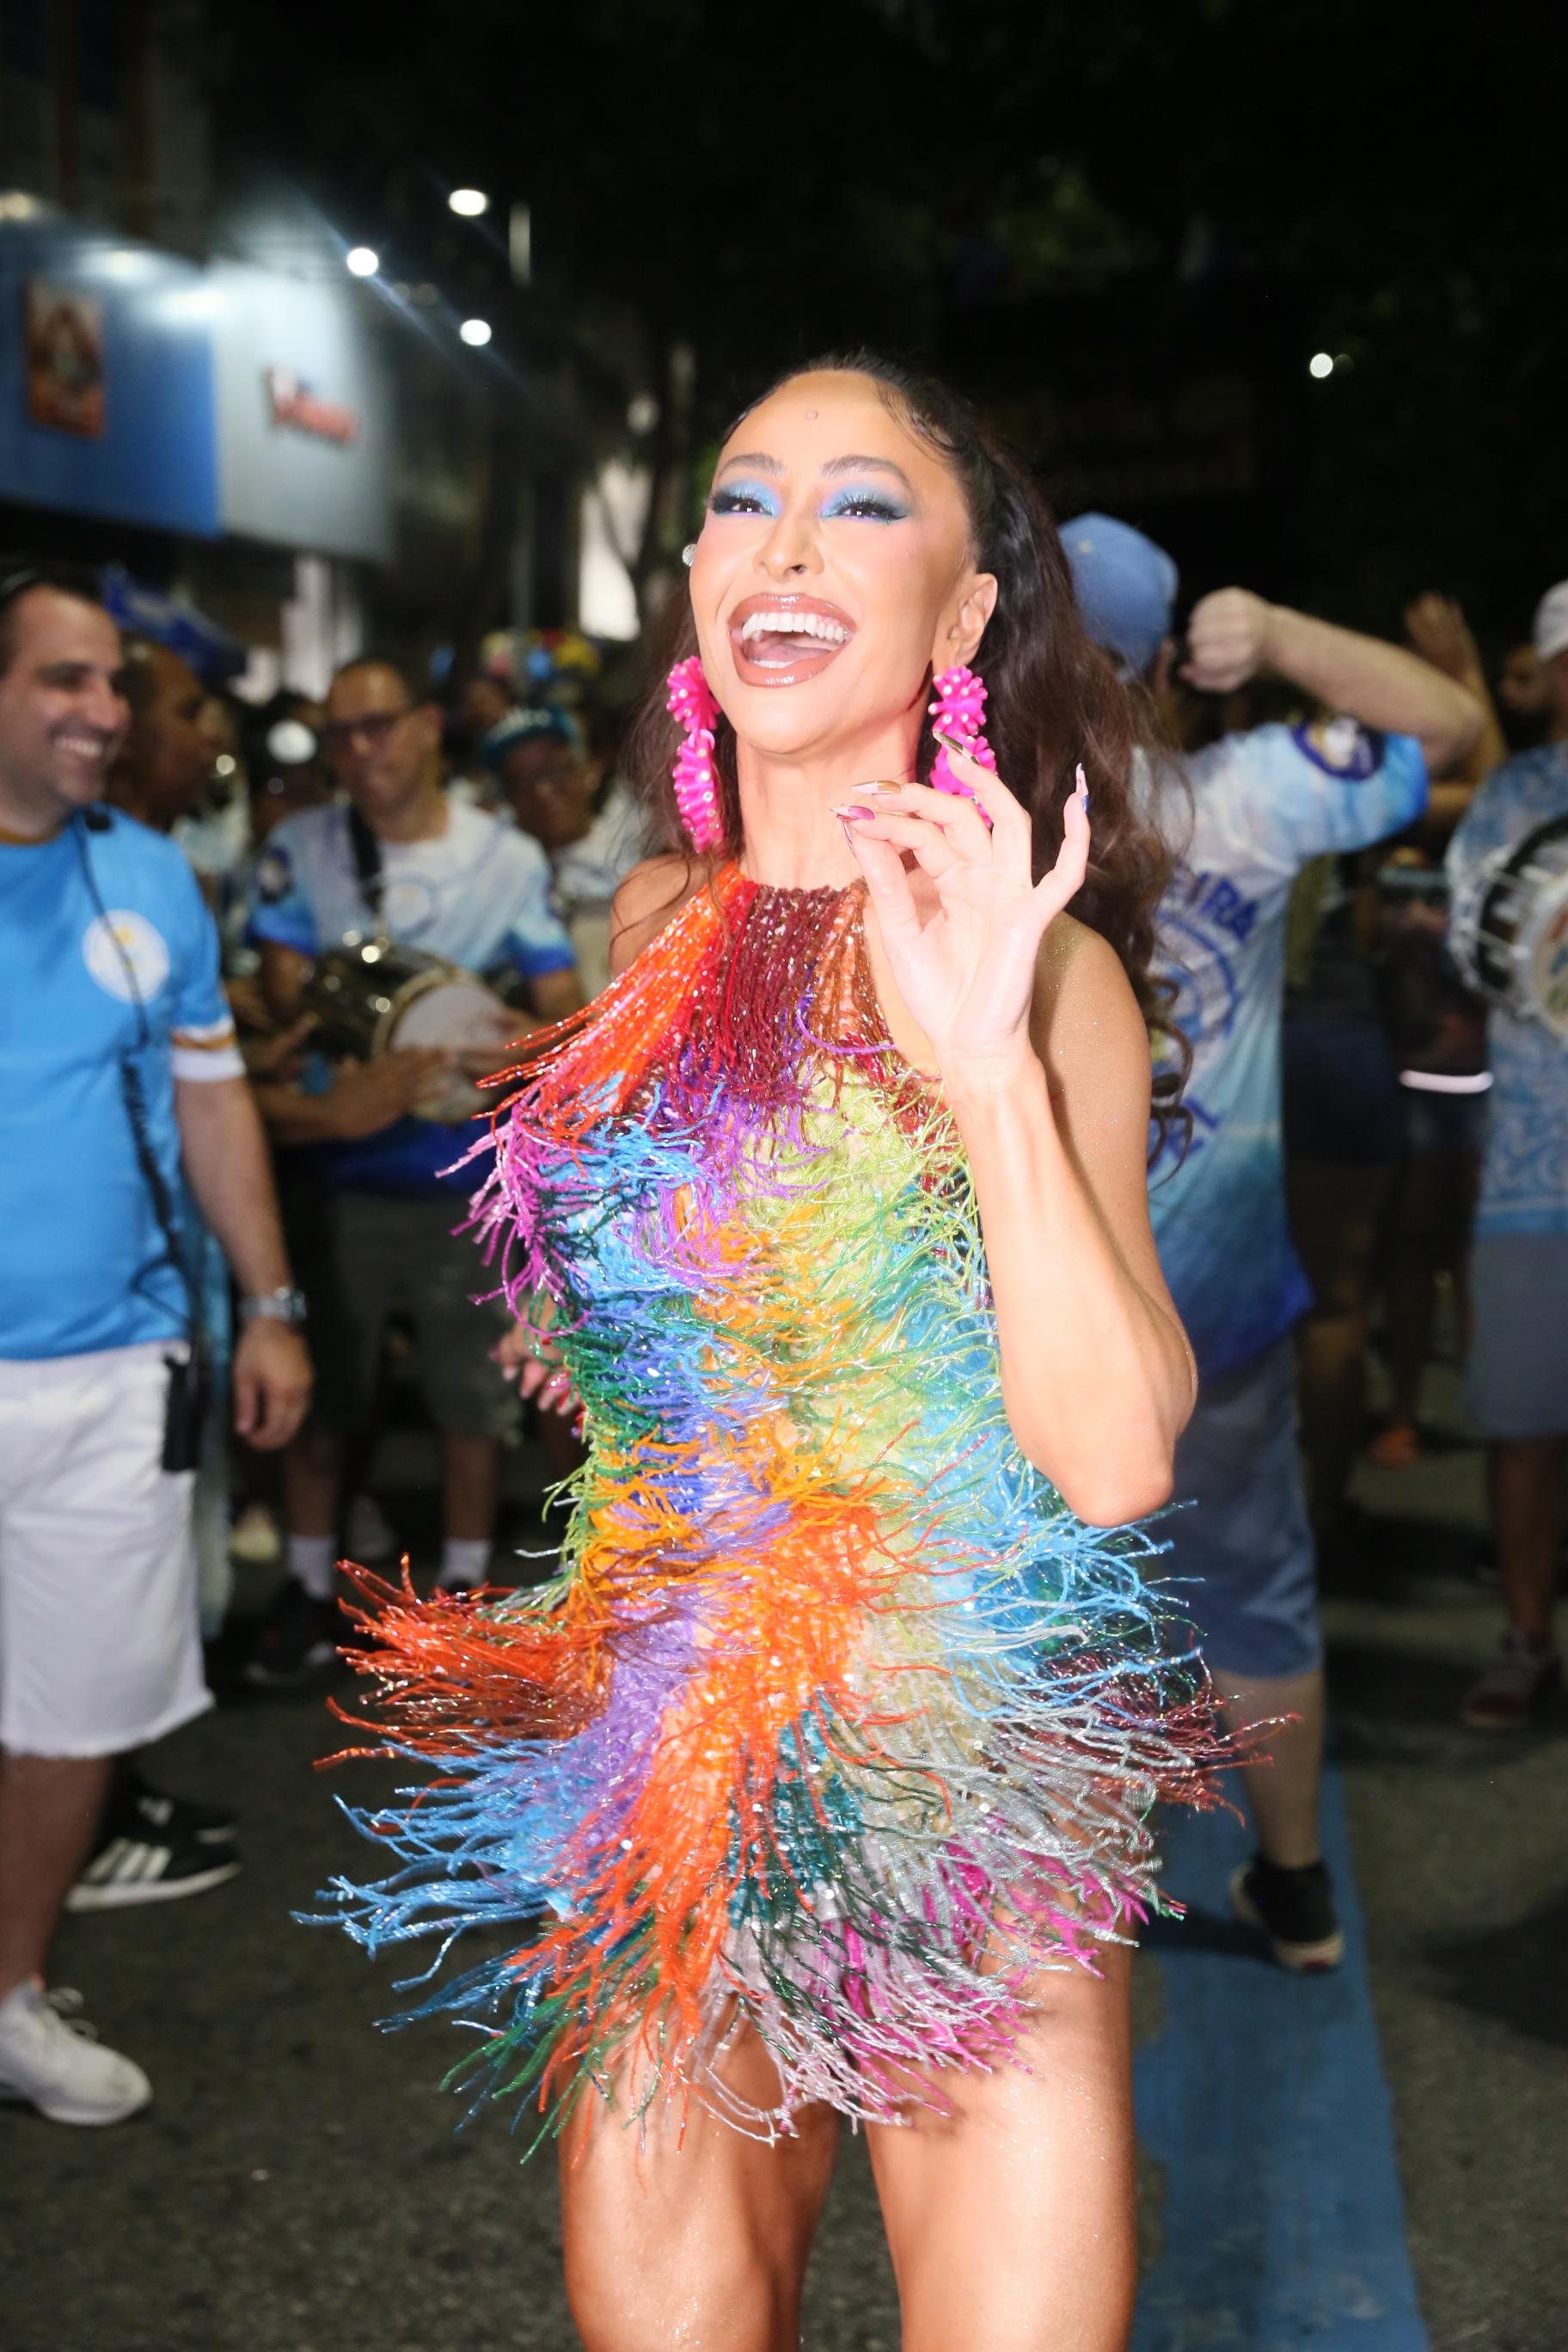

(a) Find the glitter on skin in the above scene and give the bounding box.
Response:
[319,865,1227,2147]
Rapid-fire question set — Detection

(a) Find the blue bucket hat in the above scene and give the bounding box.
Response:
[1061,513,1179,680]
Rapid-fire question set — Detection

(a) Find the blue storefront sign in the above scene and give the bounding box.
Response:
[0,218,220,536]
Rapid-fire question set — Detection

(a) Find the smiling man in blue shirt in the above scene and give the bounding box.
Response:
[0,568,310,2126]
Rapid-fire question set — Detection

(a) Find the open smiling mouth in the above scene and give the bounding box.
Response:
[728,593,856,688]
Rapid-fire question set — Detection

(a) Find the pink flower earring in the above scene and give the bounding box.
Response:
[665,657,724,852]
[928,663,998,811]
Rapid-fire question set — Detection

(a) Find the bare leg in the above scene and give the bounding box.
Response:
[282,1424,343,1542]
[1209,1665,1326,1869]
[442,1433,501,1545]
[869,1945,1136,2352]
[1491,1438,1565,1647]
[0,1751,114,2000]
[560,2024,839,2352]
[1287,1161,1395,1521]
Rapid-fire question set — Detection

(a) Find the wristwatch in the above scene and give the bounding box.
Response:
[241,1285,308,1328]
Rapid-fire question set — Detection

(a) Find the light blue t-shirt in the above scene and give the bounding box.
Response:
[0,809,243,1361]
[1148,721,1428,1378]
[247,798,575,1194]
[1446,742,1568,1238]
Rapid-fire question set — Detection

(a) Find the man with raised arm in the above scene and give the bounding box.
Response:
[1065,515,1479,1970]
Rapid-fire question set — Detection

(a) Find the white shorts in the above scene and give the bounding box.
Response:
[0,1343,211,1758]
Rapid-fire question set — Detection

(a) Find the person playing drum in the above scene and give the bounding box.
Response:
[242,655,583,1684]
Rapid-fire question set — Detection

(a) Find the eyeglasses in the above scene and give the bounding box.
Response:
[317,707,413,755]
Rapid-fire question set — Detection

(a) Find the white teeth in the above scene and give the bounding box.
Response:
[738,609,850,646]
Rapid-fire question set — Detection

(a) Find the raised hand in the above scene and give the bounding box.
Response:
[833,738,1090,1083]
[493,1305,582,1421]
[1404,592,1483,685]
[232,1319,313,1449]
[1182,587,1275,693]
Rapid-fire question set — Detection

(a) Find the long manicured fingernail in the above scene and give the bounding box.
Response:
[934,730,972,757]
[1076,762,1089,808]
[830,803,876,821]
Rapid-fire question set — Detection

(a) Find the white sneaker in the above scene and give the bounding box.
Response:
[0,1981,151,2125]
[344,1491,396,1565]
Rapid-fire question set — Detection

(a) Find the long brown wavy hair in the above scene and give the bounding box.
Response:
[622,351,1185,1135]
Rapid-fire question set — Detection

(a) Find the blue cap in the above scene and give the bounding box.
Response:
[481,705,579,773]
[1061,513,1179,679]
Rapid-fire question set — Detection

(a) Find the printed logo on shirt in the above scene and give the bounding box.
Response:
[254,844,293,904]
[1292,717,1385,781]
[82,910,170,1004]
[1170,866,1260,947]
[1159,868,1254,1061]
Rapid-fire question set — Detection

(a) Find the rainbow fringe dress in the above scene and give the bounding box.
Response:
[322,864,1220,2141]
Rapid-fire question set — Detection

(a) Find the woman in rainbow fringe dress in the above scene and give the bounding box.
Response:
[324,356,1222,2351]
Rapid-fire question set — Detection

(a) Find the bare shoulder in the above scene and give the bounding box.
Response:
[609,854,709,976]
[1029,913,1148,1084]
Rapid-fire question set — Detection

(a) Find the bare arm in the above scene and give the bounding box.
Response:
[175,1074,312,1447]
[950,925,1191,1523]
[176,1074,292,1294]
[843,756,1191,1528]
[1185,589,1482,772]
[251,1049,450,1147]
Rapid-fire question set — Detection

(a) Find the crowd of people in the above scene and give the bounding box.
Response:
[0,477,1563,2175]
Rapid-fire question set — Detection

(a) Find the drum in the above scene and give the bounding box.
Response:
[303,938,519,1123]
[1449,814,1568,1041]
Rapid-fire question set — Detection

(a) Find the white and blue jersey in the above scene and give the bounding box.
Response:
[1148,720,1427,1379]
[1447,742,1568,1238]
[247,798,575,1195]
[0,809,243,1361]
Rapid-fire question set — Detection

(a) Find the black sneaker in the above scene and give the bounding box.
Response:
[241,1578,343,1690]
[119,1765,236,1847]
[1229,1854,1345,1974]
[67,1815,242,1914]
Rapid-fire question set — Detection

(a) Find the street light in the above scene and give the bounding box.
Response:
[346,246,379,278]
[459,317,492,347]
[1308,351,1334,379]
[448,188,489,218]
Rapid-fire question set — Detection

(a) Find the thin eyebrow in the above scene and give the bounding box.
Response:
[716,450,785,475]
[819,455,916,493]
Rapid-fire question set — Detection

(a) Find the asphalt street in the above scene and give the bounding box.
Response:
[5,1358,1564,2352]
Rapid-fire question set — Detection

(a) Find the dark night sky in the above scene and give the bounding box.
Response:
[211,0,1567,645]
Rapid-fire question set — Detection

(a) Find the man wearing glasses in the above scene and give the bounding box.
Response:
[242,655,581,1685]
